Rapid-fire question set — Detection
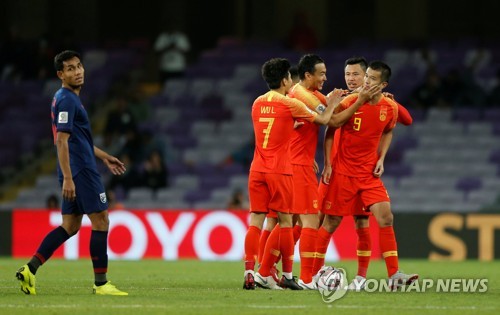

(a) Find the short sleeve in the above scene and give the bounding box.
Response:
[55,96,76,133]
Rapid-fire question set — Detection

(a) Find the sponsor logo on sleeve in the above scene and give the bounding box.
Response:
[58,111,68,123]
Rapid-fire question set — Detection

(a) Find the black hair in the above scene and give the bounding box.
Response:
[368,60,392,83]
[261,58,291,89]
[297,54,325,80]
[345,56,368,72]
[54,50,82,71]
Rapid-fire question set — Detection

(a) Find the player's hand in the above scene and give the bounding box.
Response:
[358,84,382,103]
[373,160,384,177]
[341,89,351,97]
[322,164,332,184]
[382,91,394,100]
[326,88,344,109]
[313,160,319,174]
[62,178,76,201]
[104,156,127,175]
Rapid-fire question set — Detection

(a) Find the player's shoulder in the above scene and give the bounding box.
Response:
[382,96,399,109]
[343,93,359,102]
[339,93,359,107]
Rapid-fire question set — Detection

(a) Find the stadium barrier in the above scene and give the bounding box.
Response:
[5,209,500,261]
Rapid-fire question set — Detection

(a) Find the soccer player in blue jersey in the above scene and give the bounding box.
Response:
[16,50,128,296]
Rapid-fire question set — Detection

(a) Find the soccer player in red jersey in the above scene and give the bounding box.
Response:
[243,58,343,290]
[315,57,413,289]
[314,61,418,290]
[257,55,380,290]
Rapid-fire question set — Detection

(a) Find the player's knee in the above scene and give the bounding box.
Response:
[90,213,110,230]
[62,224,80,236]
[322,215,341,233]
[354,216,370,228]
[376,212,393,227]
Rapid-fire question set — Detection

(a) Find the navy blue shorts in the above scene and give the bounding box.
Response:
[61,168,108,215]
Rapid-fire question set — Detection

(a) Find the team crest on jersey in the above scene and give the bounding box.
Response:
[325,201,332,210]
[99,192,107,203]
[313,200,319,209]
[380,106,387,121]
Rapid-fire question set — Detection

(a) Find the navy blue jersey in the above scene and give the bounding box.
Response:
[51,87,97,179]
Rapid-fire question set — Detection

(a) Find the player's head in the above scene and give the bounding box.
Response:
[261,58,292,91]
[54,50,84,90]
[298,54,327,91]
[365,60,391,91]
[344,56,367,91]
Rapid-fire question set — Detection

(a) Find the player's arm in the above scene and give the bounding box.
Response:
[397,103,413,126]
[373,129,393,177]
[312,89,344,125]
[322,126,336,184]
[56,131,75,201]
[328,84,381,128]
[383,92,413,126]
[94,146,126,175]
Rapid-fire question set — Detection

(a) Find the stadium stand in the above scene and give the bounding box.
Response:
[1,37,499,212]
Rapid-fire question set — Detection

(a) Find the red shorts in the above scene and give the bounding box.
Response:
[322,173,389,216]
[266,210,278,219]
[317,180,328,211]
[291,164,320,214]
[248,171,293,214]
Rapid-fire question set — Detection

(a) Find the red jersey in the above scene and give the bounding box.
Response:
[288,84,327,166]
[250,91,317,175]
[328,101,412,166]
[334,94,398,177]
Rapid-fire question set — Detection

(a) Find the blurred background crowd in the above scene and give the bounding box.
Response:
[0,0,499,212]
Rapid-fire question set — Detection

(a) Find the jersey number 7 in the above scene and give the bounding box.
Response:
[259,117,275,148]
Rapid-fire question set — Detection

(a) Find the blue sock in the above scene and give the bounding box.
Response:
[30,226,70,274]
[90,230,108,285]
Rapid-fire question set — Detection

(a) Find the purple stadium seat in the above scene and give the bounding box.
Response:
[483,108,500,123]
[455,177,482,192]
[384,164,412,178]
[199,176,229,190]
[489,149,500,164]
[184,190,211,204]
[171,136,197,150]
[455,177,482,201]
[193,163,219,177]
[221,163,246,175]
[452,108,482,123]
[407,108,426,122]
[394,136,419,151]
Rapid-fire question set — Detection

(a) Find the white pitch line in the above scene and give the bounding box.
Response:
[248,305,308,309]
[0,304,173,309]
[328,304,497,310]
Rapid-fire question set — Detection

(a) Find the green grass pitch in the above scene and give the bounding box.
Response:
[1,258,499,315]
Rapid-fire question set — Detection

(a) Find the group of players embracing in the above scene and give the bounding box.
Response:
[243,54,418,291]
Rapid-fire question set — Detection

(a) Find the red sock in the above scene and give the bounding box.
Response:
[312,226,332,275]
[299,227,317,283]
[244,225,261,271]
[379,226,398,277]
[293,225,302,243]
[258,229,271,264]
[356,227,371,278]
[279,227,294,274]
[258,225,280,277]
